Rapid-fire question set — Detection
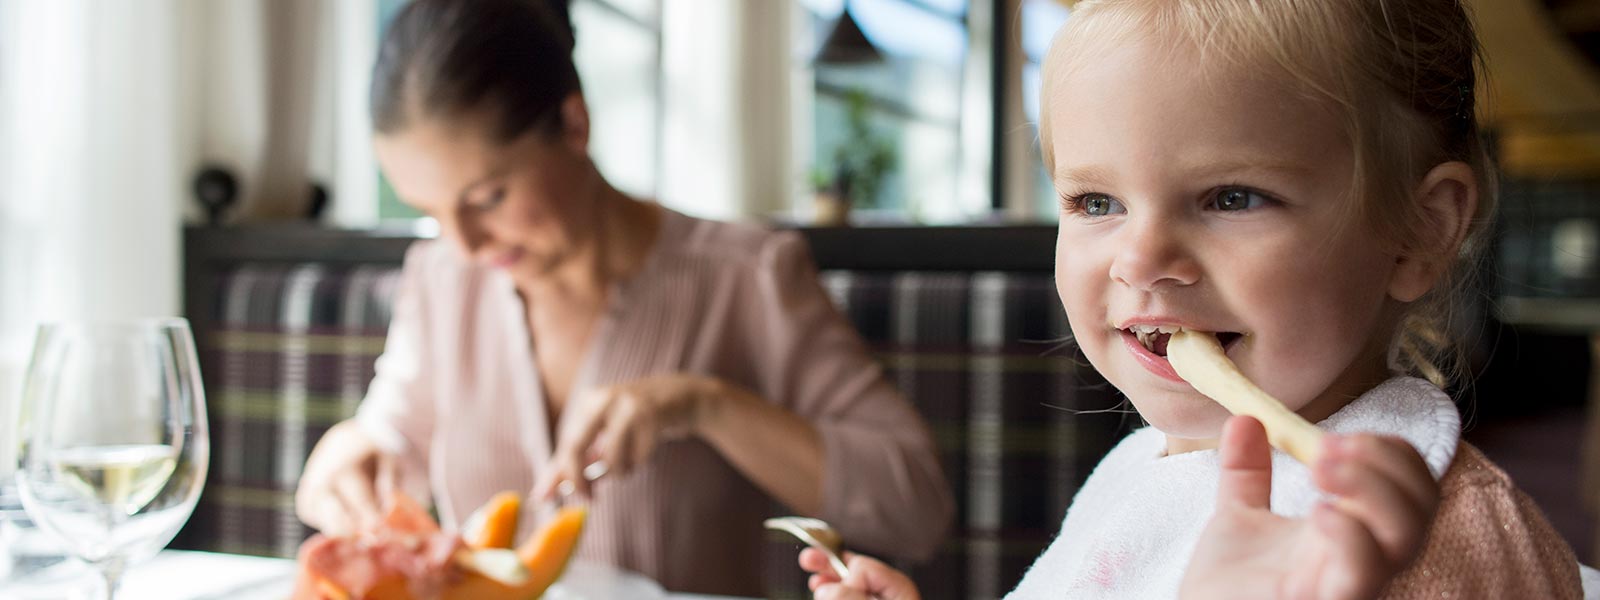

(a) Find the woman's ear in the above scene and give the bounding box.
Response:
[1389,161,1478,302]
[559,92,590,155]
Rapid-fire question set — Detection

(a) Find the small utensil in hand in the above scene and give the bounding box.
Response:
[765,516,848,579]
[554,460,609,503]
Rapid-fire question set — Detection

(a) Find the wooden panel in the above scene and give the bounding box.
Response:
[1452,0,1600,176]
[1046,0,1600,176]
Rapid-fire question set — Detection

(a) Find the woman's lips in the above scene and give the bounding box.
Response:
[488,248,524,269]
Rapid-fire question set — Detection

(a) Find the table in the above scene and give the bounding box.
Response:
[109,550,750,600]
[123,551,296,599]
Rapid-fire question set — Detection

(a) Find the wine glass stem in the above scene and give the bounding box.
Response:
[97,560,125,600]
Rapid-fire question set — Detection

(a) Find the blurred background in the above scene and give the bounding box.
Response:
[1,0,1599,596]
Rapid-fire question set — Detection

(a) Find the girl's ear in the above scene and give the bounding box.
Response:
[1389,161,1478,302]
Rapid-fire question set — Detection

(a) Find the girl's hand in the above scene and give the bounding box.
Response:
[535,374,720,500]
[1181,416,1439,600]
[799,548,922,600]
[295,419,397,536]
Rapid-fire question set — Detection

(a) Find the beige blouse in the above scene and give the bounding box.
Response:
[353,208,953,596]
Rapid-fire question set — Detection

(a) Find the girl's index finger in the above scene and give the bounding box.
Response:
[800,547,841,574]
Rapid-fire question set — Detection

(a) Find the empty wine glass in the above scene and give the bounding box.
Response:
[12,319,209,599]
[1,475,85,597]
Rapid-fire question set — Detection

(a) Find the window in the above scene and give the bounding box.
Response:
[571,0,663,199]
[374,0,415,220]
[349,0,1075,226]
[796,0,987,223]
[1019,0,1070,220]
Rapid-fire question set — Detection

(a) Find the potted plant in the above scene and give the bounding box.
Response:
[811,89,896,226]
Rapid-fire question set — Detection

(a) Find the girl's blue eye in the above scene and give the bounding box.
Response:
[1078,193,1125,217]
[1211,188,1269,212]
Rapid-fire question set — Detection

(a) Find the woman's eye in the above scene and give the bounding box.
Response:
[1211,188,1269,212]
[1079,193,1125,217]
[470,189,506,211]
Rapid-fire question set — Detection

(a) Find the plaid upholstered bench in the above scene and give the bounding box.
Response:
[175,224,1132,600]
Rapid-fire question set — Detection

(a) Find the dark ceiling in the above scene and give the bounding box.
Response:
[1545,0,1600,71]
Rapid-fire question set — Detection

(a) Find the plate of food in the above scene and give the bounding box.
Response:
[289,492,663,599]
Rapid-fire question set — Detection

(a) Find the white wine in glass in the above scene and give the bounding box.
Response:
[53,445,179,513]
[13,319,209,600]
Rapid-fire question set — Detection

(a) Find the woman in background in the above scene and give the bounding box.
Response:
[293,0,952,595]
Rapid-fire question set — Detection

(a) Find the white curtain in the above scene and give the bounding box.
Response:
[0,0,197,398]
[0,0,333,404]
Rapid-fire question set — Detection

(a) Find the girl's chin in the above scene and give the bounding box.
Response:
[1123,392,1234,440]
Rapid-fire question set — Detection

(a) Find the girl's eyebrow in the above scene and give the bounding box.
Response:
[1054,158,1313,188]
[1053,164,1116,188]
[1182,157,1316,180]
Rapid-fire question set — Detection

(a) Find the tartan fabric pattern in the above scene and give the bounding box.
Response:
[181,264,400,557]
[788,271,1127,600]
[181,262,1126,600]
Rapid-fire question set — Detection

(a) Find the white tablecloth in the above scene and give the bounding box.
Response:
[73,550,745,600]
[124,551,297,599]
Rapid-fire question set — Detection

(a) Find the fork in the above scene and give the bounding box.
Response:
[555,460,610,500]
[765,516,849,579]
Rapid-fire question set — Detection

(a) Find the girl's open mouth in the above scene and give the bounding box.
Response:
[1127,326,1243,357]
[1120,326,1244,382]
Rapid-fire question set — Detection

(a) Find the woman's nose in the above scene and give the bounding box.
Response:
[1108,216,1201,291]
[444,214,490,258]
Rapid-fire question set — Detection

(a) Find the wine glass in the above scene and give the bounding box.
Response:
[4,365,83,597]
[12,319,209,599]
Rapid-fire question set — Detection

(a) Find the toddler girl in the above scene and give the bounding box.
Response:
[802,0,1583,597]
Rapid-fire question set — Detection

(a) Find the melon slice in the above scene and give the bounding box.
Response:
[517,506,587,596]
[462,491,522,550]
[293,495,587,600]
[439,506,587,600]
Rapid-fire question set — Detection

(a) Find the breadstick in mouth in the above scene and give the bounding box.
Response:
[1166,329,1324,465]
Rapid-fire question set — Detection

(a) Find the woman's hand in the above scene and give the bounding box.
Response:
[1180,416,1440,600]
[799,549,922,600]
[535,374,722,500]
[295,420,398,537]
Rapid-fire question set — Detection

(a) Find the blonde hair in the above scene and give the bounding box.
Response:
[1040,0,1495,389]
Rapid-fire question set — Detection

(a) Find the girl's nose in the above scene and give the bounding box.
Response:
[1108,216,1201,291]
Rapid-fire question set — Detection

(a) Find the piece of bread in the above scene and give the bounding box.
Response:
[1166,329,1324,465]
